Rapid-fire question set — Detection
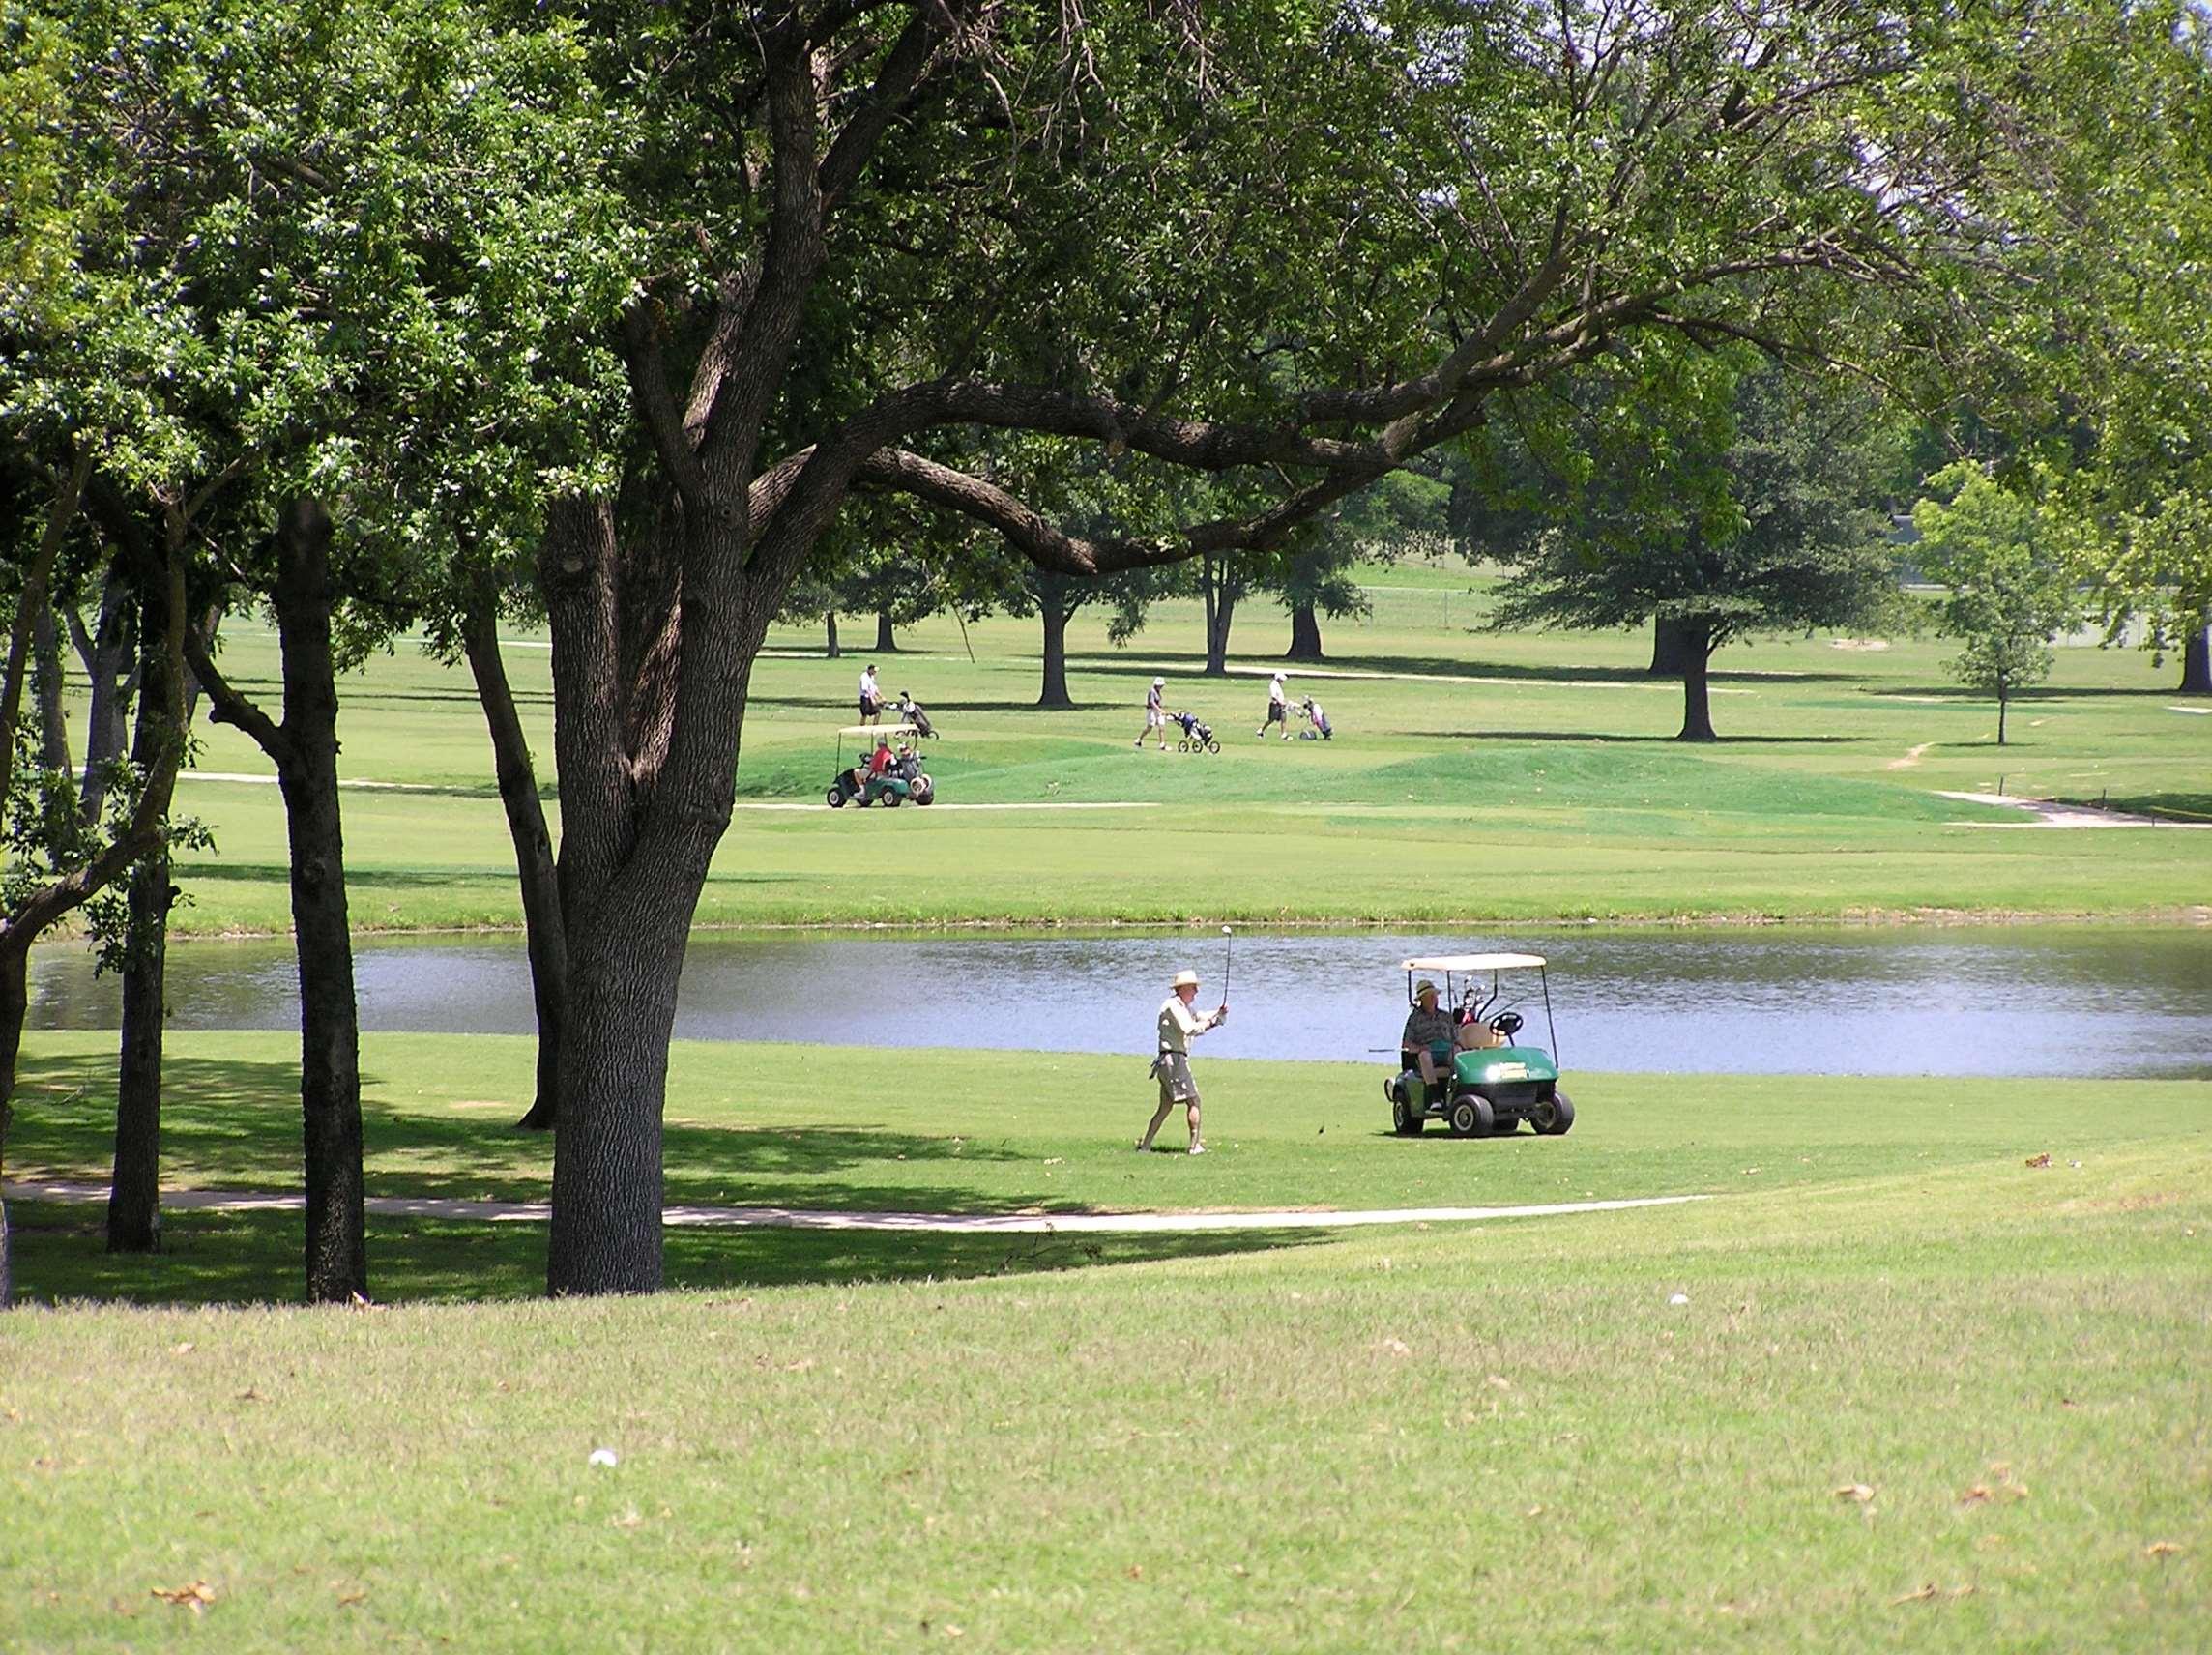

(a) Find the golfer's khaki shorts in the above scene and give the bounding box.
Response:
[1155,1052,1199,1106]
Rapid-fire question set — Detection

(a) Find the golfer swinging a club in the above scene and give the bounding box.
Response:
[1139,966,1228,1155]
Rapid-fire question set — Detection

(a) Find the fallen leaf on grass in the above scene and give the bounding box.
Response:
[1891,1582,1975,1605]
[611,1509,644,1530]
[1125,1565,1144,1580]
[236,1388,264,1404]
[2146,1541,2184,1558]
[335,1587,367,1607]
[170,1343,194,1355]
[1833,1484,1876,1503]
[1379,1338,1412,1357]
[2024,1153,2052,1169]
[1486,1375,1513,1391]
[1959,1485,1993,1506]
[150,1582,217,1612]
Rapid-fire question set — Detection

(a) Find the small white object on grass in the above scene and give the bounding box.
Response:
[588,1448,620,1468]
[1668,1292,1690,1307]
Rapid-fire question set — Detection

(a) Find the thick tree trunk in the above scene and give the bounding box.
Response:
[1286,601,1324,662]
[70,571,134,814]
[107,574,185,1254]
[268,503,367,1302]
[824,611,840,659]
[1037,578,1075,709]
[538,494,747,1298]
[32,605,71,775]
[461,591,568,1133]
[875,610,897,653]
[2181,621,2210,695]
[546,905,686,1295]
[1677,621,1718,741]
[1649,615,1696,676]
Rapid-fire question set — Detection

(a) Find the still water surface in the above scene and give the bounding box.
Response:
[28,927,2211,1079]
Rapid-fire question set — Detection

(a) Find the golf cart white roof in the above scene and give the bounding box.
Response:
[1403,953,1547,973]
[837,722,921,738]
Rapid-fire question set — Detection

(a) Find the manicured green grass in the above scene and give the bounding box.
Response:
[43,571,2207,935]
[10,1031,2211,1298]
[3,1035,2206,1651]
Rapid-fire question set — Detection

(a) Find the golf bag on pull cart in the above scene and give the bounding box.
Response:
[895,692,937,739]
[1171,710,1221,754]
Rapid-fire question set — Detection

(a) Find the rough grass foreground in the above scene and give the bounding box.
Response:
[3,1041,2208,1651]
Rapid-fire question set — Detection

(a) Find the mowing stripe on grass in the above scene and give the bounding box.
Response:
[5,1179,1703,1233]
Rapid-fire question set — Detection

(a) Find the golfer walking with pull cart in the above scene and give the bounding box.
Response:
[1139,967,1227,1154]
[1135,676,1168,749]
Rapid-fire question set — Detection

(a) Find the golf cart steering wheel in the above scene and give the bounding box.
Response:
[1490,1010,1524,1038]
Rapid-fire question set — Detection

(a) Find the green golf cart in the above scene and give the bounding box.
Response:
[1383,952,1575,1138]
[826,722,936,808]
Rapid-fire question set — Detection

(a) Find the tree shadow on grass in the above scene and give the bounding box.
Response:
[14,1049,1135,1223]
[1059,652,1865,688]
[1425,729,1858,745]
[6,1203,1325,1305]
[2081,791,2212,820]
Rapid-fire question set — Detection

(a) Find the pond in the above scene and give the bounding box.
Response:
[27,925,2212,1079]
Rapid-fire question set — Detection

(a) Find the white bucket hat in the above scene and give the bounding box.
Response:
[1171,969,1201,989]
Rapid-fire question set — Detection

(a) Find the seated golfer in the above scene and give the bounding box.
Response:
[1139,969,1227,1155]
[1400,978,1458,1089]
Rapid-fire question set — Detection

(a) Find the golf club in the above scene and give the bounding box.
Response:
[1221,924,1234,1006]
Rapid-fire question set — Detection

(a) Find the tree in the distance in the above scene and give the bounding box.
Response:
[1913,463,2080,746]
[1491,357,1900,740]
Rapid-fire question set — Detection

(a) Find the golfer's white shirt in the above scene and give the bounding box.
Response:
[1157,996,1217,1054]
[859,669,878,701]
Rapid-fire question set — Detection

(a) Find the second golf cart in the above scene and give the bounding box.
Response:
[826,723,936,808]
[1383,953,1575,1138]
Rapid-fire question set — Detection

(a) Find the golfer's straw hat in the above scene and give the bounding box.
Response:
[1172,969,1201,989]
[1414,978,1438,998]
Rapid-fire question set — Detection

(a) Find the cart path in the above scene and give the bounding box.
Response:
[734,800,1160,813]
[4,1180,1703,1234]
[1936,790,2210,828]
[170,774,1158,812]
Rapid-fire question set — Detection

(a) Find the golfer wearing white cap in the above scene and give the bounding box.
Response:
[1257,670,1291,739]
[1139,968,1227,1154]
[1135,675,1168,749]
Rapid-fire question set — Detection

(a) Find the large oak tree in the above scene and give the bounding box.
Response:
[524,0,1988,1292]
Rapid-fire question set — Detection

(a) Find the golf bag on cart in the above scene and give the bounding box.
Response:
[895,692,936,738]
[1171,710,1220,754]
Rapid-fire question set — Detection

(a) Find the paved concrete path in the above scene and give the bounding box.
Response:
[5,1180,1703,1234]
[1936,791,2209,829]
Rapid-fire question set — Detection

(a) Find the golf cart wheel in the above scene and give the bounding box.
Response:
[1177,739,1193,753]
[1531,1091,1575,1136]
[882,789,902,807]
[911,774,935,805]
[1390,1092,1423,1137]
[826,787,846,808]
[1447,1093,1493,1138]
